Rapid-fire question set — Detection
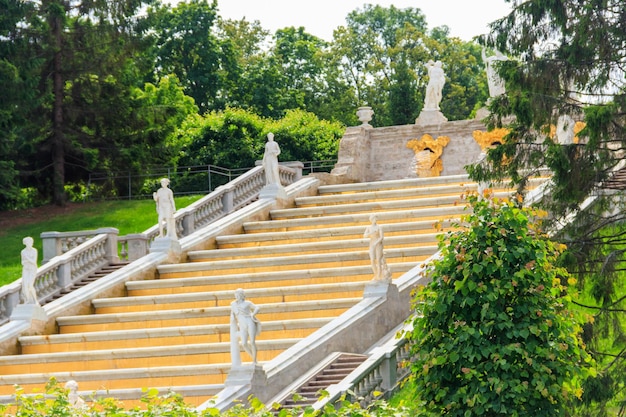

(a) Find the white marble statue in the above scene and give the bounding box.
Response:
[263,132,281,186]
[556,113,576,144]
[20,236,39,305]
[482,49,508,97]
[363,214,392,281]
[153,178,177,239]
[65,380,86,410]
[424,60,445,111]
[230,288,261,364]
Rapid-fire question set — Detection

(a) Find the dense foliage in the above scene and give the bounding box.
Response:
[0,379,410,416]
[470,0,626,413]
[1,0,489,210]
[406,195,594,416]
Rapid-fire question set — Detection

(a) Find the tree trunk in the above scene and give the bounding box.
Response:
[51,12,66,206]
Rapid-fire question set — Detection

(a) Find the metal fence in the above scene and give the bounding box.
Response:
[85,160,336,201]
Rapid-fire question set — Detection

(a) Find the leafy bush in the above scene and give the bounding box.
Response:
[0,380,411,416]
[405,194,595,416]
[176,108,344,169]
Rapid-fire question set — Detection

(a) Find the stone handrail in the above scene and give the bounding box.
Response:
[0,231,119,325]
[43,163,303,262]
[308,326,412,412]
[1,163,304,323]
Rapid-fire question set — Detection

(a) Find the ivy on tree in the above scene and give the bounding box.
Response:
[406,194,595,417]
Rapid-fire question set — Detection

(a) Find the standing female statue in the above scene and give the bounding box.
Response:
[153,178,177,238]
[263,132,281,186]
[20,236,39,305]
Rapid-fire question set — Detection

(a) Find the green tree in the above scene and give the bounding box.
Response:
[332,4,484,126]
[3,0,159,206]
[215,17,270,109]
[0,0,35,209]
[148,0,235,115]
[230,26,352,122]
[406,195,594,416]
[176,107,343,170]
[473,1,626,413]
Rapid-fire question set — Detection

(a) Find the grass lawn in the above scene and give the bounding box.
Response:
[0,196,202,286]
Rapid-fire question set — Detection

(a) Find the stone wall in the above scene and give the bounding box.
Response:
[332,119,488,183]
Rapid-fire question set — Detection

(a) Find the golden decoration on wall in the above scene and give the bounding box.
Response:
[472,128,510,151]
[406,134,450,177]
[548,121,586,144]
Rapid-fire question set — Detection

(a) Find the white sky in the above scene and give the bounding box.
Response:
[210,0,513,41]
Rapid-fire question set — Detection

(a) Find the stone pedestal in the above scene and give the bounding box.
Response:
[259,183,287,201]
[225,363,266,387]
[363,278,397,298]
[474,107,490,120]
[10,303,48,322]
[149,237,182,263]
[415,109,448,126]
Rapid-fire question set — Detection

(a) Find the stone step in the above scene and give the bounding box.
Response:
[269,190,515,221]
[314,174,546,196]
[92,282,367,314]
[56,298,361,333]
[127,263,416,296]
[0,340,297,376]
[157,246,434,278]
[0,363,230,395]
[316,175,471,195]
[214,224,443,250]
[242,206,464,233]
[238,218,452,240]
[269,194,468,220]
[193,233,438,261]
[278,353,368,411]
[294,183,476,207]
[45,261,130,304]
[19,318,333,354]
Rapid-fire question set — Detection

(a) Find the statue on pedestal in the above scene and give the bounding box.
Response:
[153,178,177,239]
[263,132,281,186]
[230,288,261,364]
[416,59,448,125]
[424,60,445,111]
[482,49,508,98]
[363,215,392,281]
[20,236,39,306]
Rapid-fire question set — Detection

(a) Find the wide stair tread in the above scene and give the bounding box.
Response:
[294,183,475,206]
[129,263,417,293]
[56,298,362,327]
[270,189,516,220]
[214,223,442,248]
[158,246,435,276]
[316,175,472,195]
[91,282,368,312]
[241,209,461,233]
[19,318,333,352]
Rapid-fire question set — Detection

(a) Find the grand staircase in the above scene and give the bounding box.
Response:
[0,174,536,408]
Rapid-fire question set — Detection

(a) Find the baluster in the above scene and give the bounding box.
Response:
[119,240,128,261]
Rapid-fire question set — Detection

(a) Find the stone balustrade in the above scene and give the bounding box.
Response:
[42,163,303,263]
[0,232,119,325]
[344,334,411,405]
[1,163,303,324]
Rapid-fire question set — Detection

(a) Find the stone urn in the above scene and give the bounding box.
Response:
[356,106,374,127]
